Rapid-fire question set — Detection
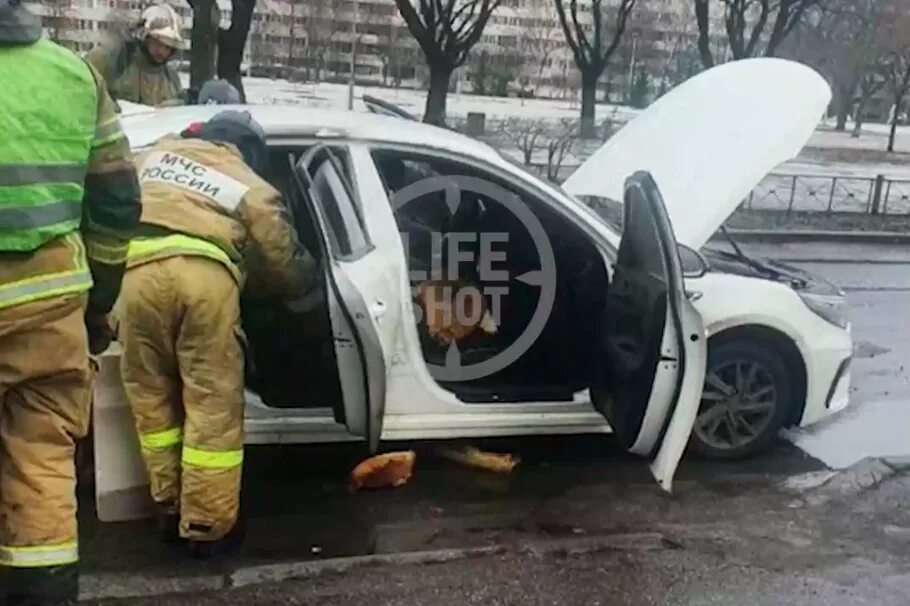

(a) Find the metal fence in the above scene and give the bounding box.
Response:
[525,163,910,216]
[743,174,910,215]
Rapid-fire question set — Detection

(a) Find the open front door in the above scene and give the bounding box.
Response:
[592,171,707,492]
[289,146,402,452]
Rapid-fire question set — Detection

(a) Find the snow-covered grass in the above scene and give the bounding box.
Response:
[243,77,642,123]
[243,77,910,160]
[810,124,910,154]
[237,77,910,215]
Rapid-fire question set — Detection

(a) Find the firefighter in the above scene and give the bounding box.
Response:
[116,111,315,558]
[0,1,141,603]
[85,3,187,107]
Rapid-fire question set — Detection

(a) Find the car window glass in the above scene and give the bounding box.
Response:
[310,156,370,259]
[618,185,664,276]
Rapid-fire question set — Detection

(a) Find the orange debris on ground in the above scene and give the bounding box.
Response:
[348,450,417,492]
[435,445,520,474]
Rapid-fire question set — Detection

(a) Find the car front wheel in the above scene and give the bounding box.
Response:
[690,339,793,460]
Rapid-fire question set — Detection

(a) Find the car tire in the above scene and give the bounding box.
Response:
[689,338,793,460]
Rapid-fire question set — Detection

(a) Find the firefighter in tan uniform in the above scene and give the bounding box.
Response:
[116,111,315,557]
[85,4,186,107]
[0,2,141,603]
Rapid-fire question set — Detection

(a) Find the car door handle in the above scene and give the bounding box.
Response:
[685,290,703,301]
[371,299,387,320]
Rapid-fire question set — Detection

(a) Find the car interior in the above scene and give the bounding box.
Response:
[239,144,617,415]
[239,147,345,412]
[371,150,610,403]
[118,115,677,454]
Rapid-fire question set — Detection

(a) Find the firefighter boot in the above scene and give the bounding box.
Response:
[186,511,246,560]
[3,564,79,606]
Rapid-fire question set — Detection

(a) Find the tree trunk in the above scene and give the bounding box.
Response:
[888,96,903,153]
[694,0,715,69]
[580,69,598,139]
[189,0,218,91]
[833,82,853,132]
[217,0,255,101]
[852,98,868,138]
[424,64,453,126]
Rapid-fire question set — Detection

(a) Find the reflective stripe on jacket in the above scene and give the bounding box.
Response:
[126,233,240,283]
[0,233,92,311]
[133,136,316,298]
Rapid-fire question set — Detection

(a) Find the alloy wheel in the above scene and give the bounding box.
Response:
[695,359,778,451]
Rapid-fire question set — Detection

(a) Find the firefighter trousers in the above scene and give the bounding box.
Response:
[116,255,244,542]
[0,295,89,601]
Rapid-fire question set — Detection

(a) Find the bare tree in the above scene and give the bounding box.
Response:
[651,2,701,94]
[694,0,819,68]
[286,0,300,67]
[496,118,546,165]
[394,0,502,125]
[880,0,910,152]
[787,1,890,132]
[545,119,577,181]
[515,0,561,94]
[378,18,402,86]
[615,6,667,104]
[852,71,888,137]
[188,0,219,90]
[301,0,344,81]
[217,0,256,98]
[554,0,637,139]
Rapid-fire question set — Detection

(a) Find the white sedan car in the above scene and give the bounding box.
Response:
[94,59,852,520]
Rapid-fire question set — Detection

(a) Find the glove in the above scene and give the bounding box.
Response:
[85,313,115,356]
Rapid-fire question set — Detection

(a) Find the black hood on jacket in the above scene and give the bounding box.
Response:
[183,111,269,180]
[0,0,42,44]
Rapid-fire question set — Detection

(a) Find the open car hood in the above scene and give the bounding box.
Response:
[562,59,831,249]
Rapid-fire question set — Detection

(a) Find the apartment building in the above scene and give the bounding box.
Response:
[25,0,708,99]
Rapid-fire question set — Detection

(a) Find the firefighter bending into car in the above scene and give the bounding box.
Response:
[116,111,315,558]
[85,3,186,107]
[0,1,141,603]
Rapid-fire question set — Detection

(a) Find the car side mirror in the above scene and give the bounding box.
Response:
[678,244,709,279]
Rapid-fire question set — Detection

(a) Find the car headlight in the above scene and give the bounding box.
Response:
[799,291,850,329]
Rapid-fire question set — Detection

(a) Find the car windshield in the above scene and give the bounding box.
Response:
[496,150,623,235]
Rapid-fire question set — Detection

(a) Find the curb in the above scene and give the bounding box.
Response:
[719,230,910,245]
[780,456,909,507]
[79,532,670,602]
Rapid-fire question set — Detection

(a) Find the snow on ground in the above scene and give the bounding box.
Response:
[241,77,910,213]
[244,78,910,150]
[243,78,641,123]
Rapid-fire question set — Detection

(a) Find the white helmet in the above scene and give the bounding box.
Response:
[139,4,187,50]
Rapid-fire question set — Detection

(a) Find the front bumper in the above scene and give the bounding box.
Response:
[798,324,854,427]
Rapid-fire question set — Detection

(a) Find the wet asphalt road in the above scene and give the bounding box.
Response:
[745,243,910,468]
[69,242,910,604]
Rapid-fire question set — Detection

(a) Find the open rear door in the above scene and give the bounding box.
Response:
[592,171,707,492]
[289,146,402,452]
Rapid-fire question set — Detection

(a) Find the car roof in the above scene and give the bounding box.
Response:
[121,104,504,163]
